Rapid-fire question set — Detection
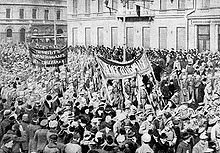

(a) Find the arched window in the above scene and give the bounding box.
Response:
[33,28,38,35]
[7,29,12,37]
[57,29,63,34]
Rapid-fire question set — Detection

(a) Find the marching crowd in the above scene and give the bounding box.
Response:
[0,43,220,153]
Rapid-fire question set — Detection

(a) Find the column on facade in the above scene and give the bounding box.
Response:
[214,24,219,52]
[210,23,216,52]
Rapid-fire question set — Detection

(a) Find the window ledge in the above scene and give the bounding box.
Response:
[159,9,167,12]
[177,9,186,11]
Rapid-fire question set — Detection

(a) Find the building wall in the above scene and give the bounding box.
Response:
[67,0,220,51]
[0,0,67,43]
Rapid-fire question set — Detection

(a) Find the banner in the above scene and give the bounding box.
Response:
[96,53,153,79]
[29,46,68,67]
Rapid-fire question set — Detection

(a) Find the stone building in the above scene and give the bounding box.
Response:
[0,0,67,43]
[67,0,220,52]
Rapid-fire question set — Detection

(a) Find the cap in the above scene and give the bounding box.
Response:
[116,134,126,143]
[182,132,191,140]
[4,110,11,116]
[204,148,214,153]
[49,120,58,128]
[22,114,29,122]
[141,133,151,143]
[199,132,208,140]
[46,95,52,101]
[49,134,58,141]
[40,119,48,127]
[160,133,168,139]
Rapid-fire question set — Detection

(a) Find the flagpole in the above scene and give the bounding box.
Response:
[123,0,126,61]
[121,0,127,110]
[54,5,57,46]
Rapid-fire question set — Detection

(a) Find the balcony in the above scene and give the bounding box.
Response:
[116,2,155,21]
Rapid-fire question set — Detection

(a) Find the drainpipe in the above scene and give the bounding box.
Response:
[185,0,196,51]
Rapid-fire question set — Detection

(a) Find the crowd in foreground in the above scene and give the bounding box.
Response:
[0,43,220,153]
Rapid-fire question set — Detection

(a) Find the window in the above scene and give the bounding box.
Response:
[178,0,185,9]
[44,10,49,21]
[202,0,210,8]
[72,28,78,46]
[142,27,150,49]
[85,27,91,47]
[73,0,78,15]
[57,10,61,20]
[98,0,103,13]
[6,9,11,18]
[219,26,220,51]
[160,0,167,10]
[143,1,150,9]
[20,28,25,42]
[159,27,167,49]
[112,0,118,10]
[7,29,12,37]
[97,27,104,46]
[126,27,134,47]
[32,9,37,19]
[85,0,90,14]
[198,25,210,52]
[19,9,24,19]
[127,1,135,9]
[177,27,186,50]
[111,27,118,47]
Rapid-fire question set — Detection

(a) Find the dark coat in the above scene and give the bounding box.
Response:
[153,139,169,153]
[0,118,11,141]
[176,141,192,153]
[33,128,48,152]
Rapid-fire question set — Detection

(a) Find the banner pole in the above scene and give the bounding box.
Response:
[136,71,141,110]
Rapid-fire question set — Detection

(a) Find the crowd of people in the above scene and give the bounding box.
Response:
[0,43,220,153]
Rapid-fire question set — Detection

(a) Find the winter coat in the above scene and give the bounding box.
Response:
[26,124,41,153]
[43,143,60,153]
[33,128,49,152]
[176,141,192,153]
[65,141,82,153]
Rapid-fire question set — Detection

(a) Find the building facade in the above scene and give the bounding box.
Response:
[0,0,67,43]
[67,0,220,52]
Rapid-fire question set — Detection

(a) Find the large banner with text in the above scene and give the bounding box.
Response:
[29,46,68,67]
[96,53,153,79]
